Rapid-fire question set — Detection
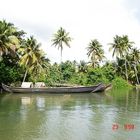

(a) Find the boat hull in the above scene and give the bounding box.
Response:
[2,83,108,94]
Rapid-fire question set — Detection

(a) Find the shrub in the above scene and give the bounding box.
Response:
[112,77,132,89]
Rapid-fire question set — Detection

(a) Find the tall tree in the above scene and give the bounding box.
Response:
[52,27,72,63]
[30,52,50,82]
[19,36,43,82]
[130,48,140,84]
[87,39,105,68]
[0,20,24,57]
[109,35,134,81]
[78,60,88,73]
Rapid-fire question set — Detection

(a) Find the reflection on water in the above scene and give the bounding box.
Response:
[21,97,32,105]
[36,97,45,111]
[0,89,140,140]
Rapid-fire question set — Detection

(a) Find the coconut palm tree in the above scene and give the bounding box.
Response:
[0,20,22,56]
[109,35,134,81]
[52,27,72,63]
[87,39,105,68]
[130,48,140,84]
[115,57,126,78]
[19,36,43,82]
[30,52,50,80]
[78,60,88,73]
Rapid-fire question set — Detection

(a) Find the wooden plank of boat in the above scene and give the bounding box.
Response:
[136,84,140,88]
[92,83,112,93]
[91,84,105,93]
[2,83,107,93]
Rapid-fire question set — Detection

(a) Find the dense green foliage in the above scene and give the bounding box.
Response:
[0,55,24,85]
[0,20,140,89]
[112,77,132,89]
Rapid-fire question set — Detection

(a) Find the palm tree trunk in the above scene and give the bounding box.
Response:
[124,58,128,81]
[22,69,28,83]
[22,59,29,83]
[93,55,95,68]
[60,47,63,83]
[60,48,62,63]
[92,54,95,68]
[134,65,139,84]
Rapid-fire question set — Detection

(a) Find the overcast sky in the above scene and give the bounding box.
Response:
[0,0,140,63]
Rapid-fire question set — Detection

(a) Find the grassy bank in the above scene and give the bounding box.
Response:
[112,77,133,89]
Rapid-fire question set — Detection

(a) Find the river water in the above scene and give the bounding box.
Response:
[0,89,140,140]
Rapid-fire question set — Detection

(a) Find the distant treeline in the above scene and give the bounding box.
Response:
[0,20,140,88]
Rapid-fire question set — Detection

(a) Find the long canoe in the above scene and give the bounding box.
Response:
[2,83,110,94]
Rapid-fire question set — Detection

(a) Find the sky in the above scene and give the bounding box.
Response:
[0,0,140,63]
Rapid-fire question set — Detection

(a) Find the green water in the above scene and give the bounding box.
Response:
[0,89,140,140]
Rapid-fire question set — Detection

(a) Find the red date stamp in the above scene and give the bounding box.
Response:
[112,123,135,131]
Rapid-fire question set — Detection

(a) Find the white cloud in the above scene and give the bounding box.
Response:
[0,0,140,63]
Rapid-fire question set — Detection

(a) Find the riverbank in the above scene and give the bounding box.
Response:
[111,77,133,89]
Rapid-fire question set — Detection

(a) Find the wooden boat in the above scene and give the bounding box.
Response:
[2,83,110,94]
[136,84,140,88]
